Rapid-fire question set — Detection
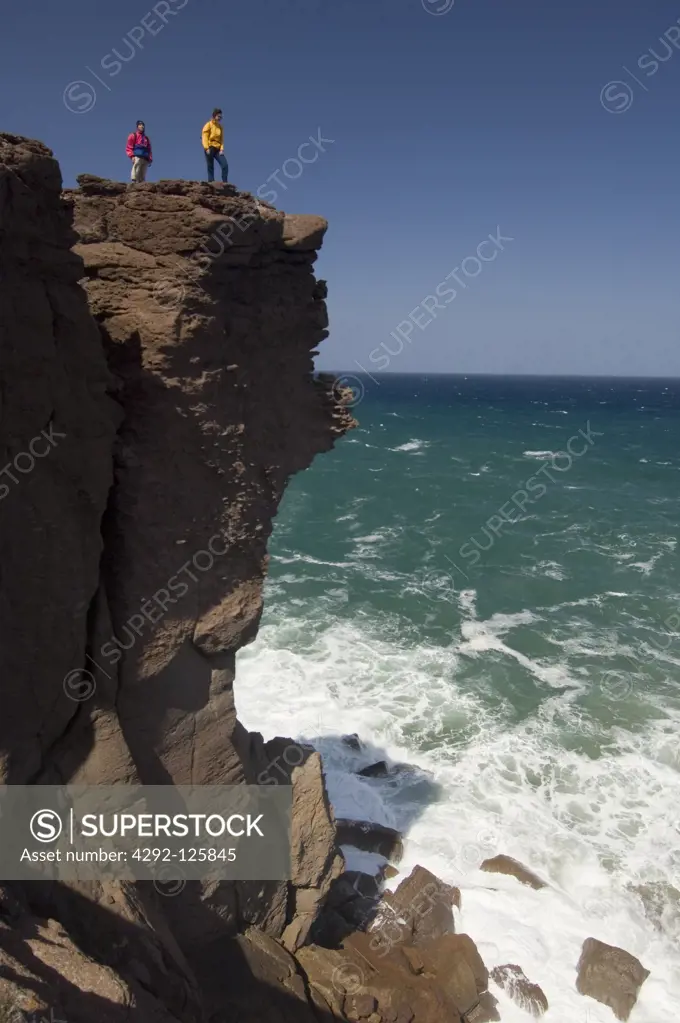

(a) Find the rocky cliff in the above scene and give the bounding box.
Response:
[0,133,354,1022]
[0,135,651,1023]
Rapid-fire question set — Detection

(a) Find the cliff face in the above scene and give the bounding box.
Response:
[0,134,352,1021]
[60,175,351,795]
[0,136,119,786]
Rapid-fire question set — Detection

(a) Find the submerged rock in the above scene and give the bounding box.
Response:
[356,759,417,779]
[479,855,547,890]
[576,937,649,1021]
[357,760,390,777]
[336,818,404,862]
[491,963,548,1016]
[341,733,363,751]
[630,881,680,934]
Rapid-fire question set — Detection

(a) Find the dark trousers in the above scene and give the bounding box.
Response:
[205,147,228,182]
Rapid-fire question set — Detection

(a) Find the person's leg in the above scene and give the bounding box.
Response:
[130,158,137,181]
[132,157,146,182]
[205,147,215,182]
[216,152,229,182]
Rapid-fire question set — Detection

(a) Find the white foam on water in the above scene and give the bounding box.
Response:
[629,553,665,575]
[523,450,557,459]
[388,439,429,453]
[236,609,680,1022]
[349,525,403,562]
[273,553,354,568]
[523,559,568,580]
[457,588,478,617]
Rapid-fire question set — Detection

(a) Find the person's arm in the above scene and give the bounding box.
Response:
[126,133,135,158]
[147,137,152,163]
[219,123,224,153]
[201,122,210,150]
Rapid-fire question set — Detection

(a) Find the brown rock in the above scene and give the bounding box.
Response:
[289,753,343,890]
[428,941,478,1014]
[63,173,354,796]
[299,935,465,1023]
[464,991,501,1022]
[0,134,119,786]
[345,992,378,1019]
[195,925,320,1021]
[0,910,192,1023]
[631,881,680,933]
[281,752,344,951]
[491,963,548,1016]
[423,933,489,997]
[576,937,649,1020]
[281,213,328,250]
[67,173,352,955]
[401,946,425,975]
[479,855,547,890]
[368,865,456,950]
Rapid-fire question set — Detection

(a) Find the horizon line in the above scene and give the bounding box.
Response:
[317,370,680,381]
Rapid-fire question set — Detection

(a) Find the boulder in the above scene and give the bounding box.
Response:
[576,937,649,1021]
[463,992,501,1022]
[368,866,456,951]
[356,760,419,780]
[479,855,547,890]
[343,992,378,1019]
[336,819,404,862]
[342,734,363,751]
[630,881,680,933]
[328,870,383,906]
[424,933,488,996]
[281,213,328,250]
[299,931,485,1023]
[491,963,548,1016]
[358,760,390,778]
[419,933,485,1016]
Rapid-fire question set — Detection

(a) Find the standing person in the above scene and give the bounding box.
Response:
[202,108,228,183]
[126,120,152,183]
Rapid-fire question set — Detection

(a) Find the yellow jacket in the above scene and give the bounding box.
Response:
[202,119,224,151]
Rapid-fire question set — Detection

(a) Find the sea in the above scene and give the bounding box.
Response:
[236,373,680,1021]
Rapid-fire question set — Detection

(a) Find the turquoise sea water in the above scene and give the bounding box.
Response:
[238,375,680,1021]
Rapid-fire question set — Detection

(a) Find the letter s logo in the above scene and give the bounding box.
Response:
[30,809,63,843]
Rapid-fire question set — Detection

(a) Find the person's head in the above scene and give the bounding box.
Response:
[212,108,222,123]
[136,120,145,134]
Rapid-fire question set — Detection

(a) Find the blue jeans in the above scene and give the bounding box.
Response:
[205,147,228,182]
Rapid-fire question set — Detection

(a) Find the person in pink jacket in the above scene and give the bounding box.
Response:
[126,120,153,183]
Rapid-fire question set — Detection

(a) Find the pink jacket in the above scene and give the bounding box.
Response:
[126,131,152,163]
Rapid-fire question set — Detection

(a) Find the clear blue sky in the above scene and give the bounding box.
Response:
[2,0,680,376]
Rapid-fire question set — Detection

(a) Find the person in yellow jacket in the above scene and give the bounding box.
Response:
[201,108,228,183]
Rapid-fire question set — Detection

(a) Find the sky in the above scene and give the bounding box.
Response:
[2,0,680,376]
